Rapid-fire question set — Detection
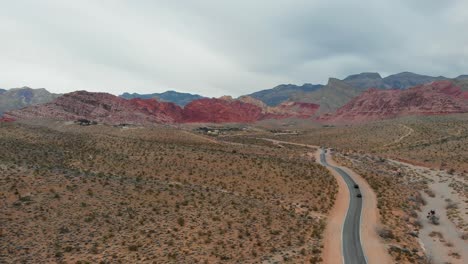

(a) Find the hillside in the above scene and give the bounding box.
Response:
[5,92,320,124]
[5,91,184,124]
[0,87,59,115]
[290,78,368,114]
[250,72,458,111]
[120,91,205,106]
[183,97,264,123]
[4,72,467,124]
[320,81,468,123]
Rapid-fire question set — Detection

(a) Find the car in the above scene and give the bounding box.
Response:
[356,193,362,198]
[354,184,359,189]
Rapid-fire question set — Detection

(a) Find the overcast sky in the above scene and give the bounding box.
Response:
[1,0,467,97]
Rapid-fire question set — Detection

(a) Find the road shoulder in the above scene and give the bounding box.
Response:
[326,152,392,264]
[315,150,348,264]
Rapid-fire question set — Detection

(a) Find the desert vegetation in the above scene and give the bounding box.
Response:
[269,114,468,173]
[0,121,337,263]
[329,150,467,263]
[331,152,428,263]
[196,115,468,263]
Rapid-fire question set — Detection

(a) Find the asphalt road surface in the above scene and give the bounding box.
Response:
[320,149,367,264]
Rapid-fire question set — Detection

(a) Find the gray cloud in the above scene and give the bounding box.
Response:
[0,0,467,97]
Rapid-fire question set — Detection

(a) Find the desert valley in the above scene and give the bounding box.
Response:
[1,72,468,264]
[2,1,468,263]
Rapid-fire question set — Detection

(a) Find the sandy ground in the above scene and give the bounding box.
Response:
[325,152,392,264]
[419,192,468,264]
[315,150,348,264]
[389,159,468,264]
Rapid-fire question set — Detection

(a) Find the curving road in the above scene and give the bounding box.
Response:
[319,149,367,264]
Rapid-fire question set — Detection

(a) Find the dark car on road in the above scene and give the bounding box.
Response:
[354,184,359,189]
[356,193,362,198]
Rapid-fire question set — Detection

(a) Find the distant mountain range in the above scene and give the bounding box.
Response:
[290,72,453,114]
[341,72,449,90]
[120,91,205,106]
[246,83,323,106]
[4,91,319,124]
[242,72,459,113]
[2,72,468,124]
[0,87,59,115]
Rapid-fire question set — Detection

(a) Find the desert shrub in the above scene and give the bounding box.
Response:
[177,217,185,226]
[128,245,139,251]
[460,232,468,240]
[377,227,395,240]
[445,201,458,210]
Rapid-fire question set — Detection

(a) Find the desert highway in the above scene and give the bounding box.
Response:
[319,149,367,264]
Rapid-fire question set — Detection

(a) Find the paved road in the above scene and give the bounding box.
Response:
[319,149,367,264]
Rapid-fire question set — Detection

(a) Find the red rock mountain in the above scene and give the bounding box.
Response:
[6,81,467,125]
[320,81,468,123]
[5,91,183,124]
[4,91,320,124]
[183,97,264,123]
[183,96,320,123]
